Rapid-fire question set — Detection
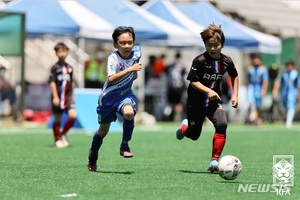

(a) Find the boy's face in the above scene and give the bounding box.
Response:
[251,57,261,67]
[114,32,134,58]
[205,38,222,59]
[286,64,294,72]
[56,48,69,61]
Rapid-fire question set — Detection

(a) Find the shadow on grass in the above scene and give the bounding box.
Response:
[179,169,215,174]
[96,170,134,175]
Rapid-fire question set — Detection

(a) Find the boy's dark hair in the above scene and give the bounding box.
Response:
[112,26,135,43]
[54,42,69,52]
[250,53,261,60]
[200,23,225,47]
[285,59,295,66]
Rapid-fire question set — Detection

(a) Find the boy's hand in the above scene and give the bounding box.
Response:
[53,97,60,106]
[208,89,221,101]
[130,63,142,72]
[231,95,238,108]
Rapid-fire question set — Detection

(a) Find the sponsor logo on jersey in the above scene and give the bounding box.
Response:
[203,73,222,81]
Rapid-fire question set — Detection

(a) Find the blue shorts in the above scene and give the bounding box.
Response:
[247,86,262,108]
[96,95,136,124]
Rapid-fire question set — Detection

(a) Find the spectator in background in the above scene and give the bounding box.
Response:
[84,46,107,89]
[165,52,187,122]
[153,54,166,78]
[245,53,269,125]
[272,59,300,128]
[145,55,155,85]
[0,65,18,121]
[49,42,77,148]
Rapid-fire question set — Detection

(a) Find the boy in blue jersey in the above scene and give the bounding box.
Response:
[176,24,239,173]
[272,60,300,128]
[87,26,142,172]
[245,53,269,125]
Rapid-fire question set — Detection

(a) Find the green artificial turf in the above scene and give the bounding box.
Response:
[0,122,299,200]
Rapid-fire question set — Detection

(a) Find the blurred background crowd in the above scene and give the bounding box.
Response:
[0,0,300,129]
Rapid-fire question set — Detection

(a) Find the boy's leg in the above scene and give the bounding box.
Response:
[52,113,64,148]
[176,106,204,141]
[87,124,110,171]
[61,108,76,146]
[286,108,295,128]
[119,101,136,158]
[207,105,227,173]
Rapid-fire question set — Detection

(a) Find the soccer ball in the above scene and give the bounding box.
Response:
[218,155,242,180]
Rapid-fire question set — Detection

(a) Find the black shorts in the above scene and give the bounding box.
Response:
[167,87,184,104]
[52,97,75,114]
[185,102,227,140]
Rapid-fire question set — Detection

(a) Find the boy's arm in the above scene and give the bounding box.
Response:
[190,81,221,101]
[50,82,59,106]
[261,80,268,97]
[272,81,280,97]
[108,63,142,83]
[231,76,239,108]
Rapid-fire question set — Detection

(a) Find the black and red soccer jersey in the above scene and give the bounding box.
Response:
[186,52,238,108]
[49,62,74,109]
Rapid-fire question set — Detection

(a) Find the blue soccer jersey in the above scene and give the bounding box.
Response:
[277,69,300,109]
[247,65,269,107]
[97,46,141,123]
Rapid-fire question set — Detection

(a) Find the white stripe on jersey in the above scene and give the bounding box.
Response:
[60,65,67,109]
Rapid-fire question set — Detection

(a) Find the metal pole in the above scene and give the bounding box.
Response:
[19,13,26,120]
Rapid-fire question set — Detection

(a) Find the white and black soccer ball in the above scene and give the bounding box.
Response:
[218,155,242,180]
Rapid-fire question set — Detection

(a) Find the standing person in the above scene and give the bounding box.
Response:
[176,23,239,173]
[49,42,77,148]
[87,26,142,172]
[272,59,300,128]
[165,51,187,122]
[0,65,18,121]
[245,53,269,125]
[153,54,166,78]
[84,46,107,89]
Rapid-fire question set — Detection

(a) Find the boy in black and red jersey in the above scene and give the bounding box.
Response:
[176,24,239,173]
[49,42,77,148]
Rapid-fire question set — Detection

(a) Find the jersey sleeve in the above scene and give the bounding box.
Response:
[132,45,142,63]
[262,67,269,81]
[186,57,201,82]
[107,54,117,77]
[48,65,56,83]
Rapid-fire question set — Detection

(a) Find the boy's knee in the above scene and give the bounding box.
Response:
[215,121,227,134]
[122,104,134,120]
[186,128,201,141]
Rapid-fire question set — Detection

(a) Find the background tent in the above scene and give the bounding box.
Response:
[1,0,113,39]
[144,0,281,54]
[1,0,197,46]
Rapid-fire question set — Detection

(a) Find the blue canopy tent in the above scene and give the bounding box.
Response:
[143,0,281,54]
[1,0,197,46]
[1,0,113,39]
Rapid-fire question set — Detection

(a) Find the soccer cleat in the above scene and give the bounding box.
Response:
[207,160,219,173]
[176,119,188,140]
[120,145,133,158]
[54,140,65,148]
[61,135,69,147]
[87,151,98,172]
